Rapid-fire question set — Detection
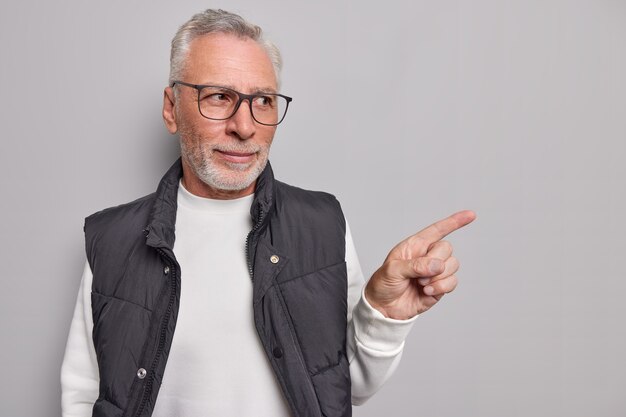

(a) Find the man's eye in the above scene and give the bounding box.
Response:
[253,96,273,107]
[207,93,228,101]
[201,92,233,106]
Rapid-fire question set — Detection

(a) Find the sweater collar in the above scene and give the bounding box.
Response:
[144,157,275,250]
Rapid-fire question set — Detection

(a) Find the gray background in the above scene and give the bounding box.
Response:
[0,0,624,416]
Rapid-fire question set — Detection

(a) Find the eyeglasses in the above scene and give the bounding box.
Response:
[171,81,293,126]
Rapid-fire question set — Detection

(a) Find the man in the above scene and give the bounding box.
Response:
[61,9,475,417]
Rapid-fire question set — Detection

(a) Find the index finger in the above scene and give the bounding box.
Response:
[416,210,476,244]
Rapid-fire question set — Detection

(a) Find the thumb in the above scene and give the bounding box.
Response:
[388,256,446,279]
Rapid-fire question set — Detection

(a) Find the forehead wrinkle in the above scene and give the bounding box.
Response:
[189,64,277,94]
[185,35,277,94]
[193,80,277,94]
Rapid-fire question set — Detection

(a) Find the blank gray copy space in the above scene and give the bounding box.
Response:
[0,1,624,416]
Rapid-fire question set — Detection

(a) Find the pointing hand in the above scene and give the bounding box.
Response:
[364,210,476,320]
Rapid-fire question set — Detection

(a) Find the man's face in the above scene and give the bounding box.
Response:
[163,33,278,198]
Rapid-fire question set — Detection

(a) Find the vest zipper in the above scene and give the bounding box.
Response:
[244,205,321,416]
[133,249,177,417]
[245,206,265,281]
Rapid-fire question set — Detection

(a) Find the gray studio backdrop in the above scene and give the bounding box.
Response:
[1,1,624,416]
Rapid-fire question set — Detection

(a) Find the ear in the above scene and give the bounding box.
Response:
[163,86,178,134]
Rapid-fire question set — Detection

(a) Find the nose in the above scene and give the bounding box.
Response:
[225,99,256,140]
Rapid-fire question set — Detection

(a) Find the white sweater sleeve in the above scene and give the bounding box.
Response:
[345,221,417,406]
[61,261,99,417]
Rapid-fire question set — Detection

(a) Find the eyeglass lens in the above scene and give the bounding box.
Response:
[198,87,288,125]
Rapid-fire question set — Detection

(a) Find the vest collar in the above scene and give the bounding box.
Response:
[144,157,275,250]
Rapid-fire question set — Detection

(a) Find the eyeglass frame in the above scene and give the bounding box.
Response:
[170,80,293,126]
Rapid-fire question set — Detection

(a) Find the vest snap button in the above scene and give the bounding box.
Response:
[270,255,279,264]
[273,347,283,358]
[137,368,147,379]
[163,266,170,275]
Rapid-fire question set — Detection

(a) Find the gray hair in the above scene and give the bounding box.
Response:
[169,9,283,89]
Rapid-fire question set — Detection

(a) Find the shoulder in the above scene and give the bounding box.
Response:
[274,180,342,211]
[273,180,346,230]
[84,192,156,243]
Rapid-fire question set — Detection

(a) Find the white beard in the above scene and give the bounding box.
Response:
[179,133,270,192]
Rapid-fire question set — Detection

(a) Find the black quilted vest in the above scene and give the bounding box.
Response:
[84,159,351,417]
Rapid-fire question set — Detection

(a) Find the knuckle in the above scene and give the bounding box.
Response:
[438,275,458,294]
[449,274,458,290]
[408,235,428,253]
[444,276,458,293]
[441,240,453,253]
[448,256,460,271]
[413,257,428,274]
[413,257,433,277]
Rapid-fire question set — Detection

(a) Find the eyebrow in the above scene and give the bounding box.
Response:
[199,82,278,95]
[254,88,279,94]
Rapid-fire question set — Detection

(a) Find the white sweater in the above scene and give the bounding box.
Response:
[61,182,416,416]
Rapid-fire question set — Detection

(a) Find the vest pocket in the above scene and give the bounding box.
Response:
[277,261,351,416]
[277,261,348,373]
[91,291,153,413]
[310,352,351,417]
[92,398,124,417]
